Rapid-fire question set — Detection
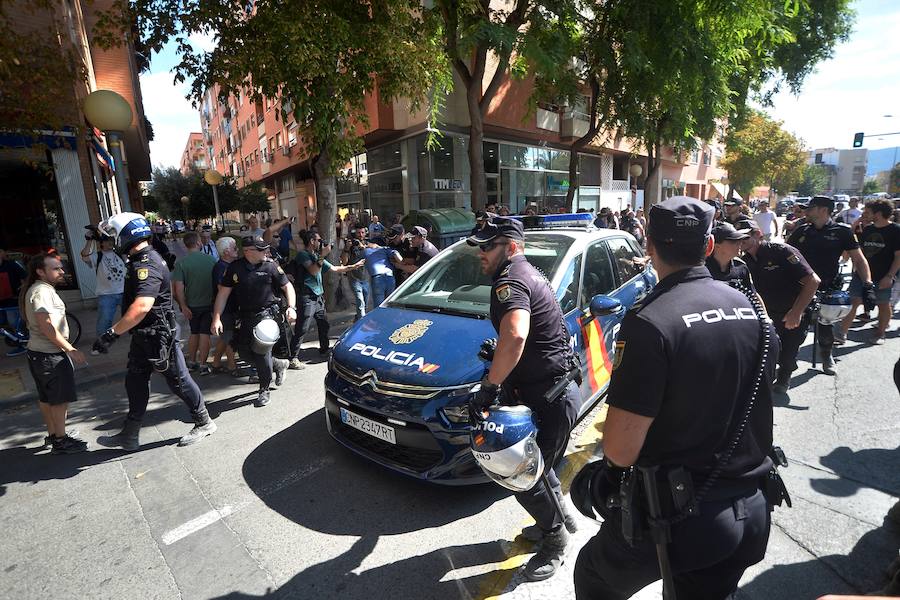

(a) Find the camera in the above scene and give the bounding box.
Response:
[84,225,103,241]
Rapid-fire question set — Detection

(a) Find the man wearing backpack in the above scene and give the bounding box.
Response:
[80,228,125,351]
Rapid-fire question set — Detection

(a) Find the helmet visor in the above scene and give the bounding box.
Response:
[476,432,544,492]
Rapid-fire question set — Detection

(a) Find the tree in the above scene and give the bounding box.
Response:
[150,166,242,220]
[235,183,271,215]
[720,111,806,200]
[862,179,882,195]
[890,163,900,196]
[96,1,450,250]
[797,164,832,197]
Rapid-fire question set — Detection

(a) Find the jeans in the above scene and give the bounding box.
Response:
[370,274,396,307]
[349,277,369,321]
[96,293,123,336]
[291,295,330,358]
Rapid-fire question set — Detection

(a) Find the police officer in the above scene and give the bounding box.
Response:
[211,236,297,407]
[573,196,780,599]
[466,217,580,582]
[738,220,820,393]
[787,195,876,375]
[706,222,754,289]
[723,199,753,228]
[93,213,216,450]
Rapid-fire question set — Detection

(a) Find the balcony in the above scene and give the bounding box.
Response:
[536,107,560,132]
[561,110,590,139]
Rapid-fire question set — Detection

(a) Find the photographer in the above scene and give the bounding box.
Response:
[80,226,125,346]
[342,224,370,321]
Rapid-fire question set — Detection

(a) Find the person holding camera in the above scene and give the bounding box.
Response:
[80,226,125,347]
[288,231,363,369]
[342,224,370,322]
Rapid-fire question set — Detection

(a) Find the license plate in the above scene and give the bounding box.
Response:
[340,407,396,445]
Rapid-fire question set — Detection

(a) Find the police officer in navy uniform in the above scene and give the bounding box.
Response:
[211,236,297,407]
[573,196,780,599]
[467,217,580,582]
[738,220,820,393]
[706,222,755,289]
[94,213,216,451]
[787,195,876,375]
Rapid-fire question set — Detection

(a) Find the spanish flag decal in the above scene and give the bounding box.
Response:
[580,317,612,394]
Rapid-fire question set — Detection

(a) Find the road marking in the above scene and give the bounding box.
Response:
[477,404,608,600]
[159,457,333,546]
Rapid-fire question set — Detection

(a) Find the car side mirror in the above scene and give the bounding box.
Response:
[589,295,623,317]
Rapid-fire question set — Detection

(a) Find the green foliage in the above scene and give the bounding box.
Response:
[721,110,806,197]
[150,166,243,219]
[890,163,900,196]
[862,179,882,195]
[235,183,271,214]
[797,164,832,197]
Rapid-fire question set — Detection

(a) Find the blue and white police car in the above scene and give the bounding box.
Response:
[324,213,657,484]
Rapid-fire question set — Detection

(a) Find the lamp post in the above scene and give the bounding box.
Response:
[720,174,730,201]
[204,169,224,231]
[180,195,190,230]
[629,163,643,209]
[83,90,134,212]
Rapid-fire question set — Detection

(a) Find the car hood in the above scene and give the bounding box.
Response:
[333,307,495,388]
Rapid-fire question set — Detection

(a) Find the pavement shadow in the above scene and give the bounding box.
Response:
[239,407,521,598]
[207,536,524,600]
[810,445,900,498]
[739,515,900,598]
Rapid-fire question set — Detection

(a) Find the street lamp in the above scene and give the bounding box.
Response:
[83,90,134,212]
[180,195,190,228]
[629,163,643,179]
[204,169,224,231]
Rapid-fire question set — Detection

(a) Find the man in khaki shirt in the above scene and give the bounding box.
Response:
[22,253,87,454]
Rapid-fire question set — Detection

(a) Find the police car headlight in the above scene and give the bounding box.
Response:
[442,383,479,423]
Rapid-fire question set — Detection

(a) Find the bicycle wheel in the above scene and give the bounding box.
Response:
[66,314,82,345]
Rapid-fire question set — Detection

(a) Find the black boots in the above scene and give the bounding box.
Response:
[523,526,569,581]
[98,419,141,451]
[178,408,217,446]
[821,350,836,375]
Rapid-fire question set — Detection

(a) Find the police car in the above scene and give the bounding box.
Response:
[324,213,657,484]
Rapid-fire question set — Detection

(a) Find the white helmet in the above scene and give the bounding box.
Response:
[251,318,280,354]
[98,212,152,253]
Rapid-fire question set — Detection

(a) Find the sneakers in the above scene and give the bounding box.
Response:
[856,312,872,322]
[178,421,217,446]
[44,429,81,448]
[523,526,568,581]
[254,390,270,407]
[288,358,305,370]
[872,334,886,345]
[833,330,847,345]
[198,364,212,376]
[50,435,88,455]
[186,361,199,371]
[90,349,101,356]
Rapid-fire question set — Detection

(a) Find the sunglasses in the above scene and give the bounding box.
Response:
[478,240,508,252]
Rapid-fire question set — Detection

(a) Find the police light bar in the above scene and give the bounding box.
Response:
[513,213,594,230]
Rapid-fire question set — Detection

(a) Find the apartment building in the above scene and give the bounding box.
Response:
[179,132,208,176]
[199,69,728,227]
[0,0,151,303]
[809,147,868,194]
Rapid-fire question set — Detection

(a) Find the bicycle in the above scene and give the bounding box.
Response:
[1,307,82,357]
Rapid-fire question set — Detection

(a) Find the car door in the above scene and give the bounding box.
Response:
[606,236,651,308]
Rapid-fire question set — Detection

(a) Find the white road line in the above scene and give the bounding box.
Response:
[162,505,236,545]
[159,457,333,546]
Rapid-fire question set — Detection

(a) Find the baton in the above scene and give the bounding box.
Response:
[541,471,569,529]
[811,305,819,368]
[543,367,579,404]
[639,465,677,600]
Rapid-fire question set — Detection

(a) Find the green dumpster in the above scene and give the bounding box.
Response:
[401,208,475,250]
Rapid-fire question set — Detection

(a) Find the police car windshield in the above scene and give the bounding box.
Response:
[388,234,574,317]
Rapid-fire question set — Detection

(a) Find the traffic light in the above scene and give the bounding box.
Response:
[853,132,864,148]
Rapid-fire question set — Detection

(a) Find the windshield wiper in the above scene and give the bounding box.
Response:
[387,303,486,319]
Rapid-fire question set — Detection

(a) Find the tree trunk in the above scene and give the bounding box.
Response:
[468,88,487,211]
[312,145,340,311]
[565,79,601,212]
[643,142,662,208]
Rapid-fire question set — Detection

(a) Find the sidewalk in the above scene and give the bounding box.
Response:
[0,301,359,407]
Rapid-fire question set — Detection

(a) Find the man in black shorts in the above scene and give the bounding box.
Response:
[172,231,217,374]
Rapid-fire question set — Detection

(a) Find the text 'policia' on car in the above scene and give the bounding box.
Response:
[323,212,657,484]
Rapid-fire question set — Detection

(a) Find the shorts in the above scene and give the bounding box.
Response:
[26,350,77,405]
[219,312,236,344]
[188,306,213,335]
[848,274,893,303]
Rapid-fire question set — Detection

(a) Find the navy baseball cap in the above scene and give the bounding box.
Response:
[466,217,525,245]
[242,235,269,250]
[411,225,428,237]
[809,195,834,210]
[387,224,405,237]
[723,198,743,207]
[735,219,761,234]
[647,196,714,245]
[712,222,749,243]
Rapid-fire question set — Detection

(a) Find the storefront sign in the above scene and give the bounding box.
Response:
[433,178,463,190]
[546,175,570,192]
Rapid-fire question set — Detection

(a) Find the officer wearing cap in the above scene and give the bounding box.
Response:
[466,217,580,582]
[199,224,219,259]
[706,222,755,290]
[723,198,753,228]
[385,224,415,282]
[211,235,297,407]
[783,200,808,235]
[705,199,724,224]
[396,226,439,277]
[93,213,216,451]
[739,220,820,393]
[574,196,780,599]
[787,195,875,375]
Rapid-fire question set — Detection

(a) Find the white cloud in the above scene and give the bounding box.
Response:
[140,70,202,169]
[766,1,900,151]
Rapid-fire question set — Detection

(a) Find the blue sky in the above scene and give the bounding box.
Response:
[139,0,900,169]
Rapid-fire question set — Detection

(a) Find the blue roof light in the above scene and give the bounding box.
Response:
[511,213,594,230]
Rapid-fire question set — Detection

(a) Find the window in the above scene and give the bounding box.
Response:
[702,149,712,166]
[581,242,617,306]
[690,149,700,164]
[612,155,628,180]
[275,132,283,148]
[558,255,582,314]
[483,142,499,174]
[606,237,641,284]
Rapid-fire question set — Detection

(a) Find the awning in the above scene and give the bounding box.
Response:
[710,181,742,201]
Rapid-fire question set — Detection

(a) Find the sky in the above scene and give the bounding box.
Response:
[139,0,900,170]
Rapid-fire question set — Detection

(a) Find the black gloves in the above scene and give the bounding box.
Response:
[570,457,629,520]
[861,281,877,313]
[478,338,497,361]
[91,328,119,354]
[468,377,500,423]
